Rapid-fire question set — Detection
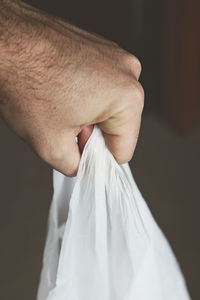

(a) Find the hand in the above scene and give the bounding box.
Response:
[0,0,144,176]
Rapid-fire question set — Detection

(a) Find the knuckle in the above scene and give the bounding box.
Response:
[134,81,145,107]
[46,147,64,164]
[31,131,79,177]
[65,166,78,177]
[117,152,133,165]
[125,79,145,109]
[123,53,142,75]
[133,56,142,75]
[36,138,64,165]
[39,138,78,177]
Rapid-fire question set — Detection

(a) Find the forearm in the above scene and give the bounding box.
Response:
[0,0,55,114]
[0,1,30,98]
[0,0,50,134]
[0,0,26,61]
[0,0,71,95]
[0,0,57,77]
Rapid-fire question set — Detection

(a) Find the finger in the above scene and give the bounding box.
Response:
[99,115,142,164]
[98,83,144,164]
[78,125,94,153]
[118,51,142,80]
[42,131,81,177]
[126,56,142,80]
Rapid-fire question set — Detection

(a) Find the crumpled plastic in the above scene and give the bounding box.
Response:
[37,126,190,300]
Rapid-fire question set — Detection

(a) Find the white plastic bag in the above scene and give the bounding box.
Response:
[37,126,190,300]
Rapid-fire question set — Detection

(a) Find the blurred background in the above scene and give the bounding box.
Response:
[0,0,199,299]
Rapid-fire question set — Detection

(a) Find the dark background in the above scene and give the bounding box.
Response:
[0,0,199,299]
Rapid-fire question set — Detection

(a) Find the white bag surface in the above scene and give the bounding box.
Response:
[37,126,190,300]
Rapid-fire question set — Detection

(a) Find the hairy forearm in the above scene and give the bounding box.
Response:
[0,0,72,93]
[0,1,32,96]
[0,0,56,111]
[0,0,27,60]
[0,0,55,134]
[0,0,57,74]
[0,1,19,111]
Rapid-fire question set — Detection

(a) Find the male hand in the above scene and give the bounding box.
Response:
[0,0,144,176]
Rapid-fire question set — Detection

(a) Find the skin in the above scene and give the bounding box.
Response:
[0,0,144,176]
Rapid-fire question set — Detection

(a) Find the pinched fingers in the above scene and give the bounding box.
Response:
[99,79,144,164]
